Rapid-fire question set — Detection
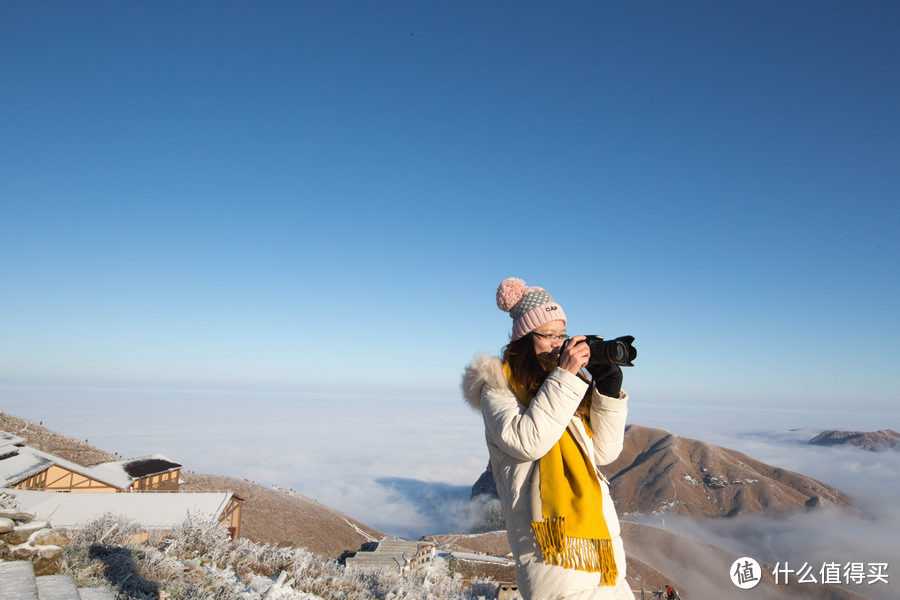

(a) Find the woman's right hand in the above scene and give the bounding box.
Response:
[559,335,590,374]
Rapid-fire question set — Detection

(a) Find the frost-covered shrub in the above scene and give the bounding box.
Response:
[301,560,474,600]
[58,514,495,600]
[171,511,231,558]
[61,514,156,594]
[466,580,499,598]
[225,538,297,575]
[68,512,146,548]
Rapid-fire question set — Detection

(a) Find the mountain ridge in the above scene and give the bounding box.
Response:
[470,423,852,527]
[808,429,898,452]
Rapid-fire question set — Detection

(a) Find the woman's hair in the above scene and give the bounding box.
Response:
[502,333,546,396]
[503,333,593,421]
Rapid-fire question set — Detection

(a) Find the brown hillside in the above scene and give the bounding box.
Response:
[431,530,676,595]
[431,530,670,589]
[181,473,384,559]
[604,425,851,518]
[0,411,119,465]
[470,424,852,520]
[809,429,898,452]
[622,522,870,600]
[429,531,516,582]
[432,530,511,556]
[432,525,869,599]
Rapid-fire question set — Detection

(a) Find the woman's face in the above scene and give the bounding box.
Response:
[531,320,568,361]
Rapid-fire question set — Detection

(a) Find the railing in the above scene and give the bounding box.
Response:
[122,489,236,493]
[634,588,682,599]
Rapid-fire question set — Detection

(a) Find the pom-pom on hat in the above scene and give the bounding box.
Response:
[496,277,566,341]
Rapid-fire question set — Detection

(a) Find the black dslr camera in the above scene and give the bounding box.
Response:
[560,335,637,367]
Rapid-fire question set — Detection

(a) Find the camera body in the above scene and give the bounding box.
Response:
[561,335,637,367]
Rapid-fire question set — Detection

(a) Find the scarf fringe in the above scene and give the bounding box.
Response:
[531,517,618,585]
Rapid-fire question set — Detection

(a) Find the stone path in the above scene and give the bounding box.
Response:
[0,561,115,600]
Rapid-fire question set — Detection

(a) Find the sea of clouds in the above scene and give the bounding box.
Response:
[1,385,490,537]
[2,385,897,598]
[629,406,899,600]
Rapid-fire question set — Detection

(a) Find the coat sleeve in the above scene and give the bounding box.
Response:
[589,388,629,466]
[481,367,588,462]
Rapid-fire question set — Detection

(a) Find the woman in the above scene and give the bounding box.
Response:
[462,278,633,600]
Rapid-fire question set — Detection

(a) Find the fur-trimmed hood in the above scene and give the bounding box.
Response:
[461,354,510,413]
[462,354,596,413]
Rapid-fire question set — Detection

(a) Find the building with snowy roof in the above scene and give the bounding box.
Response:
[0,429,244,539]
[2,488,243,538]
[345,539,435,574]
[0,429,182,493]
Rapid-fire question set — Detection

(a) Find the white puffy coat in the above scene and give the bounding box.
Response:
[462,354,634,600]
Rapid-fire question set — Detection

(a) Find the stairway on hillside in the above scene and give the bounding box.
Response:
[0,561,115,600]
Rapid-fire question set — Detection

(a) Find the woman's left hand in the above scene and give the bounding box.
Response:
[588,363,623,397]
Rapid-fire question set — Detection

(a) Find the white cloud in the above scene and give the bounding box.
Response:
[1,385,489,537]
[3,384,896,598]
[627,429,899,600]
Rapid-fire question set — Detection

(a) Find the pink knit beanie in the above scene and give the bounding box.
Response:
[496,277,567,341]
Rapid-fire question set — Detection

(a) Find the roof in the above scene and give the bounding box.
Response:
[346,554,404,566]
[375,539,429,554]
[345,553,407,572]
[0,452,54,488]
[0,443,123,490]
[0,430,27,461]
[122,456,182,478]
[2,488,234,530]
[0,429,182,490]
[345,539,434,570]
[88,454,182,489]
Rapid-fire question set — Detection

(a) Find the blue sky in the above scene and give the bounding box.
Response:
[2,2,898,414]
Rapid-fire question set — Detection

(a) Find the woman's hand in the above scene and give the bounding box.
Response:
[559,335,590,375]
[588,362,623,398]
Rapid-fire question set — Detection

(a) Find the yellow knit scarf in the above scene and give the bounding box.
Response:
[503,362,618,584]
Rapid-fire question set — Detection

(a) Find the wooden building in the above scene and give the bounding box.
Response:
[1,429,182,493]
[5,488,243,539]
[345,539,436,574]
[1,428,242,538]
